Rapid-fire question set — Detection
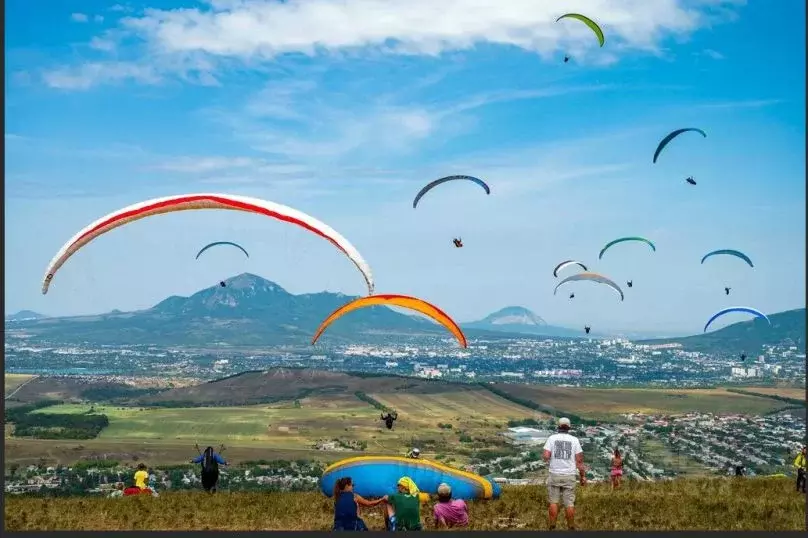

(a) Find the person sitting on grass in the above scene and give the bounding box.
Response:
[134,463,149,490]
[433,483,468,529]
[383,477,424,531]
[333,476,385,531]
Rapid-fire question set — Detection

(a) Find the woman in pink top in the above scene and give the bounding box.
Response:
[433,483,469,528]
[610,448,623,490]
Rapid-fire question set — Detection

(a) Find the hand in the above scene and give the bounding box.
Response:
[580,476,587,487]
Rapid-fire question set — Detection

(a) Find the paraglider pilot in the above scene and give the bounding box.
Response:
[220,281,227,288]
[406,448,421,459]
[381,411,398,430]
[563,55,570,63]
[626,280,633,288]
[569,293,575,300]
[725,287,731,296]
[686,176,697,185]
[452,238,463,248]
[191,446,228,493]
[584,326,591,334]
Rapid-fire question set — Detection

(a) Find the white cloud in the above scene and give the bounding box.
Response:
[702,48,725,60]
[94,15,105,23]
[152,156,264,173]
[43,62,161,89]
[71,13,89,23]
[44,0,745,89]
[696,99,783,109]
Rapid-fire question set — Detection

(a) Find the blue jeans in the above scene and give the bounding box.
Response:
[334,517,368,531]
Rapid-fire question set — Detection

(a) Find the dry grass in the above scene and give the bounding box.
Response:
[4,478,804,531]
[4,374,35,392]
[492,385,792,419]
[737,387,806,400]
[3,438,360,467]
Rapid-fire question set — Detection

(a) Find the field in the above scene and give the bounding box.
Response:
[4,478,804,531]
[7,388,535,465]
[4,374,36,393]
[491,385,794,419]
[737,387,806,400]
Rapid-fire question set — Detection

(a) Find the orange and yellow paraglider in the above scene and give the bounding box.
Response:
[312,294,467,348]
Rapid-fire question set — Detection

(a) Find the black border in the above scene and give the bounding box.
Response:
[2,0,807,535]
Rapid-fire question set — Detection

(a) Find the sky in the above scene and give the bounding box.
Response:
[4,0,806,335]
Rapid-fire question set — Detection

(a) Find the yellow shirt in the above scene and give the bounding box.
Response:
[134,470,149,489]
[794,453,806,469]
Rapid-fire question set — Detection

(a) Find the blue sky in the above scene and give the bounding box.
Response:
[5,0,805,335]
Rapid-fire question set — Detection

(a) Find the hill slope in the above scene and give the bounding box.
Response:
[463,306,584,337]
[5,310,47,321]
[5,273,466,346]
[4,479,803,531]
[641,308,806,352]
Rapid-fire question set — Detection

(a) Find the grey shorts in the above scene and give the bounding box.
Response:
[547,473,577,507]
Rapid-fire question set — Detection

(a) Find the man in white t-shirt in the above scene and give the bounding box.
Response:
[543,417,585,530]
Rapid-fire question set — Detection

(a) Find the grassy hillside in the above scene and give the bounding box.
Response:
[4,478,804,531]
[489,384,796,420]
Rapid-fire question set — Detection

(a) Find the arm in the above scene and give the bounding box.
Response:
[191,455,203,464]
[215,454,227,465]
[355,494,384,507]
[575,453,586,485]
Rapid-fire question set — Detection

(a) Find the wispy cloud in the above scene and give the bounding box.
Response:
[42,62,161,90]
[702,48,725,60]
[42,0,746,90]
[151,156,264,173]
[696,99,784,110]
[70,13,89,23]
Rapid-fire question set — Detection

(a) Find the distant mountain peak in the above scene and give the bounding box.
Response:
[482,306,547,326]
[5,310,47,321]
[225,273,288,294]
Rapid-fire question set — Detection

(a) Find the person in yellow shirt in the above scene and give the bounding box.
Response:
[794,446,806,494]
[134,463,149,490]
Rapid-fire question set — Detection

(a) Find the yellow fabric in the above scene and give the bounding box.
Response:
[134,470,148,489]
[396,476,429,504]
[794,453,806,469]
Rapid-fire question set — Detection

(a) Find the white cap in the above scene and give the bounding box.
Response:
[412,448,420,454]
[558,417,571,428]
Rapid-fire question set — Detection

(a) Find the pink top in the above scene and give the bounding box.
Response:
[433,499,468,527]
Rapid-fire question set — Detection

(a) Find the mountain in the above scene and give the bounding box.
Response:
[463,306,586,338]
[5,310,47,322]
[639,308,806,353]
[5,273,497,347]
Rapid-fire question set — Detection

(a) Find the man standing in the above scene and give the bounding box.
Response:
[543,417,586,531]
[794,446,806,493]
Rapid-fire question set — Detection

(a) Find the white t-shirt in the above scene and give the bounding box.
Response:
[543,432,583,475]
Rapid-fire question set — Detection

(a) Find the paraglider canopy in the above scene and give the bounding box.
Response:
[553,260,588,278]
[312,294,467,348]
[196,241,249,260]
[653,128,707,163]
[703,307,770,333]
[599,237,656,260]
[555,13,605,47]
[701,249,754,268]
[412,175,490,209]
[554,272,625,301]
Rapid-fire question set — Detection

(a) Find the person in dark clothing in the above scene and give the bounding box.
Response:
[725,287,731,295]
[452,238,463,248]
[626,280,633,288]
[380,411,398,430]
[734,465,745,477]
[220,281,227,288]
[191,446,227,493]
[569,293,575,299]
[584,326,591,334]
[333,476,384,531]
